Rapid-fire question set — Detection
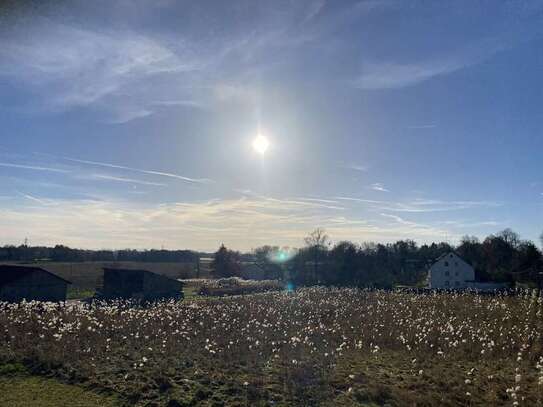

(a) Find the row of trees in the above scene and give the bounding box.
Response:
[0,245,198,263]
[211,229,543,288]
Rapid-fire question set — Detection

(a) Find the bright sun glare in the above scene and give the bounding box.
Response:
[252,134,270,155]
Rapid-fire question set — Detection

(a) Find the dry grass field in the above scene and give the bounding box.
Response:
[1,288,542,406]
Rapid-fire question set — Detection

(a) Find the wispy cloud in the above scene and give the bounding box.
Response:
[353,37,509,90]
[86,174,167,187]
[294,197,341,204]
[0,195,459,250]
[0,21,203,122]
[335,195,502,213]
[0,162,69,173]
[437,220,501,228]
[335,196,387,204]
[17,192,58,206]
[342,163,369,172]
[235,190,345,210]
[370,182,389,192]
[150,100,207,109]
[380,213,450,238]
[0,2,406,122]
[63,157,213,184]
[106,108,154,124]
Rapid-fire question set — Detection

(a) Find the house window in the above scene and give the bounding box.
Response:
[455,271,459,276]
[444,261,449,267]
[444,281,450,286]
[455,281,460,286]
[455,262,458,267]
[445,270,450,276]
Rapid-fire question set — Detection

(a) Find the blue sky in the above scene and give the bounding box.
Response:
[0,0,542,251]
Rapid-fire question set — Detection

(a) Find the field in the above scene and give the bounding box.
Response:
[1,288,542,406]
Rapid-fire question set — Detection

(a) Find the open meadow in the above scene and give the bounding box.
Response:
[1,288,542,406]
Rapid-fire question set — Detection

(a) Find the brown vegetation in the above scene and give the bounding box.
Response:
[1,289,542,406]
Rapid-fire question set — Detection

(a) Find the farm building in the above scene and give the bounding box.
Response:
[428,252,475,289]
[0,265,70,302]
[428,252,508,291]
[99,268,183,301]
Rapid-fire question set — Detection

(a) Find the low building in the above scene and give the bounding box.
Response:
[0,265,70,302]
[99,268,183,301]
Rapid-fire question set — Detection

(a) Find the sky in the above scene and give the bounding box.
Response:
[0,0,542,251]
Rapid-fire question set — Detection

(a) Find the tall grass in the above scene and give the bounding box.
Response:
[1,288,542,405]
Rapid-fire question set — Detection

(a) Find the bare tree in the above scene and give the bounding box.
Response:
[304,228,330,250]
[498,228,520,248]
[304,228,330,284]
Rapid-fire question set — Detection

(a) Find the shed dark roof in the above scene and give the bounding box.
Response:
[0,265,71,286]
[103,268,183,284]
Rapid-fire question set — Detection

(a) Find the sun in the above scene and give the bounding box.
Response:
[252,134,270,155]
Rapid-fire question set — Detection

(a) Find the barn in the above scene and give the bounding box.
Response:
[99,268,183,301]
[0,265,70,302]
[428,252,475,289]
[428,252,508,291]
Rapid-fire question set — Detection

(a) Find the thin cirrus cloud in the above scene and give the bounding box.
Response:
[0,21,204,122]
[16,191,58,206]
[63,157,213,184]
[353,37,510,90]
[86,174,168,187]
[0,1,406,123]
[0,162,69,173]
[335,196,502,213]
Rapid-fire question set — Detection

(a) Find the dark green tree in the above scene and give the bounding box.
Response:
[211,244,242,278]
[253,246,283,280]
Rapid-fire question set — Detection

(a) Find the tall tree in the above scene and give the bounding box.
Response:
[253,246,283,280]
[210,244,241,278]
[304,228,330,284]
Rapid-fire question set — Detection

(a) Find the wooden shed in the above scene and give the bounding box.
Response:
[99,268,183,301]
[0,265,70,302]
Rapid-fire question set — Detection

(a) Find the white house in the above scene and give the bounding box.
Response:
[428,252,475,289]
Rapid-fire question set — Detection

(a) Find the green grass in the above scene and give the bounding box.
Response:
[0,367,122,407]
[182,285,201,300]
[66,287,96,300]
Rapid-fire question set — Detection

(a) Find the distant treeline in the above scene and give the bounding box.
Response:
[211,228,543,289]
[0,245,199,263]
